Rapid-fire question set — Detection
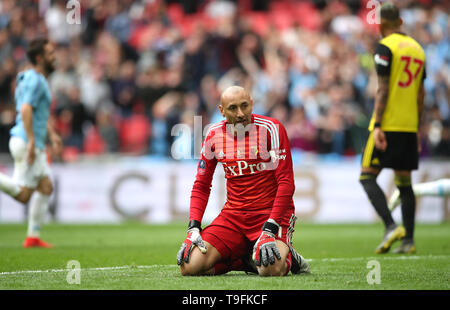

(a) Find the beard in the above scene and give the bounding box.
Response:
[44,60,55,75]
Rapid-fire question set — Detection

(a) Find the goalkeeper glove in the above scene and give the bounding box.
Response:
[252,219,282,267]
[176,220,207,265]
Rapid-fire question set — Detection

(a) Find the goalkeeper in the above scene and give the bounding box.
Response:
[176,86,310,276]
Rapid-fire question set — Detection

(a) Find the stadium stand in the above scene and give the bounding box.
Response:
[0,0,448,161]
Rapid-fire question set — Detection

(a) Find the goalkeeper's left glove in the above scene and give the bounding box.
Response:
[176,220,207,265]
[252,219,282,267]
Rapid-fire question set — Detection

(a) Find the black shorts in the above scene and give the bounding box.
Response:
[361,131,418,171]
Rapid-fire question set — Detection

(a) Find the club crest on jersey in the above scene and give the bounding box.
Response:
[198,159,206,175]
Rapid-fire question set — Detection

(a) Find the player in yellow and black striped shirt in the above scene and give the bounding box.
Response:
[359,3,426,254]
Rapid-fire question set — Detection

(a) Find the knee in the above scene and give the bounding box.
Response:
[257,262,286,277]
[179,253,210,276]
[359,172,377,186]
[359,173,380,196]
[15,191,32,204]
[394,174,412,188]
[180,262,204,276]
[394,174,414,195]
[38,181,53,196]
[180,264,193,276]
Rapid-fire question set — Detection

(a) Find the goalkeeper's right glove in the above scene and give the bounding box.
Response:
[252,219,282,267]
[176,220,208,265]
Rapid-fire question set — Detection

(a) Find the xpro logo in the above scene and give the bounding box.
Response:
[223,161,268,176]
[222,150,285,176]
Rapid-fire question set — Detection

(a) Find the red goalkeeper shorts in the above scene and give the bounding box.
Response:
[201,209,297,261]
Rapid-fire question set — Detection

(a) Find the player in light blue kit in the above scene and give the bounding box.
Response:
[0,38,62,248]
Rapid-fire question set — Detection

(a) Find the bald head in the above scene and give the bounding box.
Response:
[219,86,253,127]
[220,86,251,106]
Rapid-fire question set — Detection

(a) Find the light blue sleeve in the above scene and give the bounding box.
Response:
[17,72,40,108]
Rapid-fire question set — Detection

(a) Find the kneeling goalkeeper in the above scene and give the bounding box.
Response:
[176,86,310,276]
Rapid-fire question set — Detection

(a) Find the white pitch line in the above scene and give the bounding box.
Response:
[307,254,450,262]
[0,265,171,276]
[1,255,448,276]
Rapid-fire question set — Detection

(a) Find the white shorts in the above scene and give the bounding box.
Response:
[9,136,51,189]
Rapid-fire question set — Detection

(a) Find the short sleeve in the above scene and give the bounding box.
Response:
[17,72,40,107]
[374,43,392,77]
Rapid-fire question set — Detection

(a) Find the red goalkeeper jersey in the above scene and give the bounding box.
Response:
[189,114,295,226]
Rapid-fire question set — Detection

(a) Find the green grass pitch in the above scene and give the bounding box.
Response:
[0,222,449,290]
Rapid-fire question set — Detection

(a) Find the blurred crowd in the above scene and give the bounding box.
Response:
[0,0,448,162]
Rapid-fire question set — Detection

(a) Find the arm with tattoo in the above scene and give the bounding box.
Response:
[373,75,390,151]
[374,75,390,124]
